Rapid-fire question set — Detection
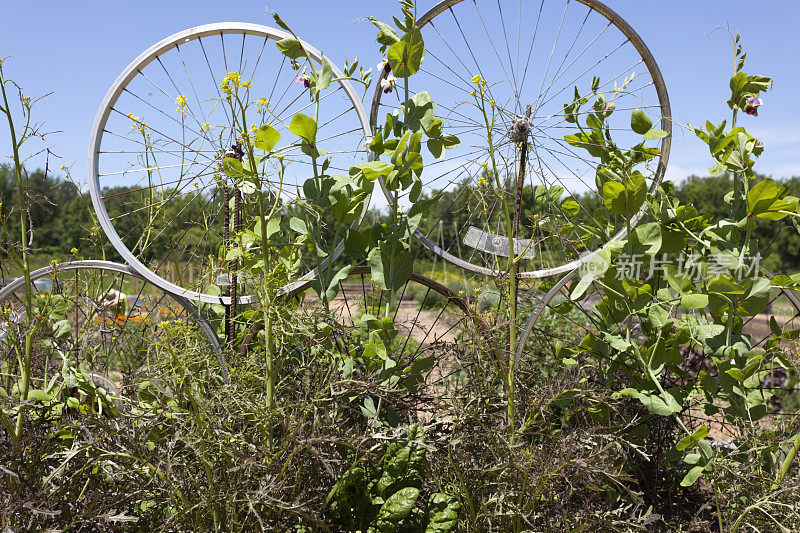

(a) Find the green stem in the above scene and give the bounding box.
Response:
[1,65,35,445]
[773,425,800,491]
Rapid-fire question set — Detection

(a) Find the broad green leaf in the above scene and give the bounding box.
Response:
[676,425,709,451]
[369,17,401,46]
[602,173,646,217]
[680,465,705,487]
[289,217,308,235]
[289,113,317,143]
[681,294,709,310]
[643,128,668,141]
[631,108,653,135]
[638,391,682,416]
[222,157,245,177]
[352,160,393,182]
[632,222,662,254]
[255,124,281,152]
[315,57,334,92]
[560,197,580,217]
[52,319,72,339]
[275,37,305,59]
[770,315,782,337]
[387,29,425,77]
[369,247,413,292]
[709,163,727,177]
[426,493,461,532]
[373,487,419,530]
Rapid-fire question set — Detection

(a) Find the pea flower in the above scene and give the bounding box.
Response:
[295,72,310,88]
[744,96,763,116]
[377,60,391,74]
[381,73,397,94]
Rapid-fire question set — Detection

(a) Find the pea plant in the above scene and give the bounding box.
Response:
[554,31,800,526]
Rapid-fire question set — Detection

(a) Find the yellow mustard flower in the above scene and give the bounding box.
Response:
[175,94,188,114]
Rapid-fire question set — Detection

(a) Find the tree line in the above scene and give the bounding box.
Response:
[2,165,799,275]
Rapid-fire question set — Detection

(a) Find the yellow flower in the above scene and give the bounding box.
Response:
[70,247,78,254]
[241,80,250,88]
[224,71,241,85]
[127,112,146,133]
[471,74,482,83]
[201,122,211,132]
[256,98,269,112]
[477,176,486,187]
[175,94,188,113]
[158,321,170,329]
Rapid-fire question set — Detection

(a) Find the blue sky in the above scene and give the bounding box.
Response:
[1,0,798,187]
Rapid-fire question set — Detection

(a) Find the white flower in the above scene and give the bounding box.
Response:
[380,74,397,94]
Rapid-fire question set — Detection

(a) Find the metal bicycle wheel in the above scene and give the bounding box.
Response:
[370,0,671,279]
[0,261,225,414]
[239,266,499,419]
[89,23,372,305]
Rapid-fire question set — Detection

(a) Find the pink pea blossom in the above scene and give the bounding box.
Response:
[744,96,763,116]
[295,73,310,89]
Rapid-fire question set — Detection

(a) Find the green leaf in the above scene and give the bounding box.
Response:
[643,128,668,141]
[632,222,662,254]
[676,425,709,451]
[255,124,281,152]
[311,265,352,304]
[52,319,72,339]
[680,465,705,487]
[369,17,401,47]
[352,161,393,182]
[426,493,461,532]
[369,246,413,292]
[770,315,782,337]
[560,197,580,217]
[387,29,425,78]
[315,57,334,92]
[289,217,308,236]
[222,157,245,177]
[602,173,646,217]
[373,487,419,530]
[709,163,727,177]
[631,108,653,135]
[681,294,709,310]
[289,113,317,143]
[275,37,305,59]
[638,391,682,416]
[427,138,444,158]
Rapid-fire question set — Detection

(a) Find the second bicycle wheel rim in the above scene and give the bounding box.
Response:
[89,23,373,305]
[370,0,671,279]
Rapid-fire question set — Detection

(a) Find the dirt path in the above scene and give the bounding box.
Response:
[307,284,464,346]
